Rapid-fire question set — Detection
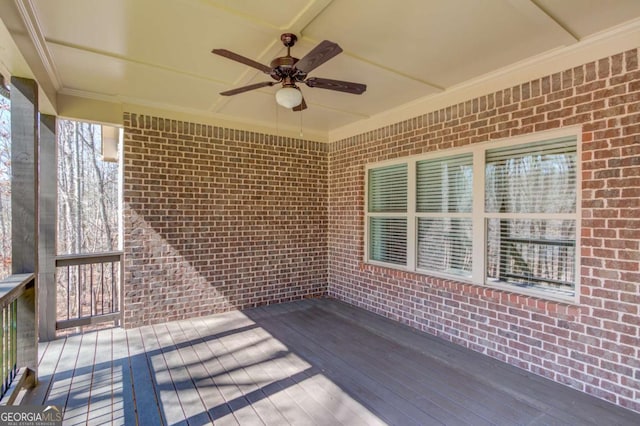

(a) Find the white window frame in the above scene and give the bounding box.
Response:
[364,127,581,303]
[364,158,413,270]
[415,153,474,278]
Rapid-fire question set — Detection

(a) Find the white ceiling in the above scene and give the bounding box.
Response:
[1,0,640,141]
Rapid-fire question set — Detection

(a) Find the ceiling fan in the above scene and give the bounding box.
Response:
[212,33,366,111]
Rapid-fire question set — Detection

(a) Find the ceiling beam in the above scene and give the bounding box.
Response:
[284,0,334,34]
[509,0,580,44]
[45,38,231,87]
[299,34,446,92]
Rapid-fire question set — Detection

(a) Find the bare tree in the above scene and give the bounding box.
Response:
[57,120,119,320]
[0,96,10,280]
[57,120,118,254]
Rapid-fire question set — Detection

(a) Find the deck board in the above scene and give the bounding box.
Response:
[111,328,136,426]
[63,332,97,425]
[42,334,82,410]
[125,327,164,426]
[253,304,437,426]
[315,298,640,425]
[204,319,312,425]
[22,337,65,406]
[174,319,239,425]
[27,298,640,425]
[206,317,291,425]
[292,306,499,425]
[86,329,113,425]
[140,323,187,426]
[190,314,276,425]
[239,320,368,426]
[299,305,546,424]
[189,315,268,425]
[155,322,213,425]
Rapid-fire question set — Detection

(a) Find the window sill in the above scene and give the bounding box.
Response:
[485,279,577,305]
[360,261,581,318]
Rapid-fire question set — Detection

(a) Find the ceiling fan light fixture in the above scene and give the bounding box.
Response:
[275,86,303,108]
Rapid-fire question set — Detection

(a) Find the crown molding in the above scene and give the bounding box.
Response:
[57,88,328,142]
[15,0,61,90]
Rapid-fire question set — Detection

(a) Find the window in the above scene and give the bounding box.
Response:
[367,163,407,265]
[365,131,579,300]
[485,138,577,295]
[416,153,473,278]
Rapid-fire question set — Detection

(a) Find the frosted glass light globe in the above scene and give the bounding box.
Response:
[275,86,303,108]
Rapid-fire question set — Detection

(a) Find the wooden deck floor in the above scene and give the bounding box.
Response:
[25,298,640,425]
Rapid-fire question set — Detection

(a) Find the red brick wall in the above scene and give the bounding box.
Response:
[123,113,327,327]
[328,49,640,412]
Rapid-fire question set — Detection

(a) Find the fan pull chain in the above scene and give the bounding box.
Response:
[275,96,279,136]
[299,108,303,138]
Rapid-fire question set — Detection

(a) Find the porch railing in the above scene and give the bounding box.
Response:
[498,236,575,289]
[55,252,124,330]
[0,273,36,403]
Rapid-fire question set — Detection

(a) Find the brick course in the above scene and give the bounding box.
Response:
[123,114,327,327]
[328,48,640,412]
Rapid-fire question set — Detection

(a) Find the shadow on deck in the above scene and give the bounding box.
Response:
[23,298,640,425]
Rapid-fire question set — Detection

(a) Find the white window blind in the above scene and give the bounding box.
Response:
[367,163,407,266]
[417,154,473,213]
[369,218,407,265]
[417,218,472,276]
[368,164,407,212]
[416,154,473,277]
[485,137,577,214]
[485,137,577,294]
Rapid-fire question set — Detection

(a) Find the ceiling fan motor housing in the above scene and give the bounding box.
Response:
[270,56,305,81]
[280,33,297,47]
[270,33,307,81]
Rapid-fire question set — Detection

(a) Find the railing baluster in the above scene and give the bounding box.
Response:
[11,299,16,382]
[78,264,82,320]
[67,265,71,320]
[1,305,5,396]
[3,304,7,394]
[101,262,105,315]
[0,274,37,401]
[111,262,115,313]
[90,263,94,317]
